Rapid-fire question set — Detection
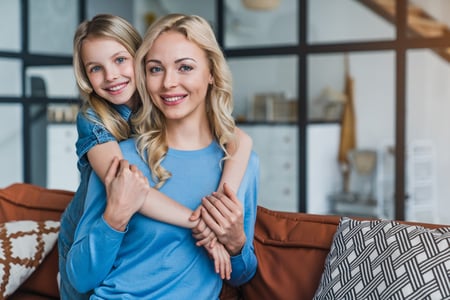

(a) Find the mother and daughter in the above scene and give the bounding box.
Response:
[59,13,259,299]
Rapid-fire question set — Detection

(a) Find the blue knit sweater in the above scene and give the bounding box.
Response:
[66,139,259,299]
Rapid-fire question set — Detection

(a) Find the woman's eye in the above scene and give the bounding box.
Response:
[116,57,125,64]
[180,65,193,72]
[149,66,162,73]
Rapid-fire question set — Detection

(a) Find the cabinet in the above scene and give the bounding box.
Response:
[47,124,79,191]
[241,125,298,211]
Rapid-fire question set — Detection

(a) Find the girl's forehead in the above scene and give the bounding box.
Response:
[82,37,130,60]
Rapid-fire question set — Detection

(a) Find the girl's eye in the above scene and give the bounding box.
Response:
[90,66,101,73]
[116,57,125,64]
[179,65,193,72]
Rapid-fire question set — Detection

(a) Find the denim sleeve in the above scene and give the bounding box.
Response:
[227,151,260,286]
[75,111,117,168]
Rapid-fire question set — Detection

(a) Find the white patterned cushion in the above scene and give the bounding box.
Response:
[314,217,450,299]
[0,220,59,298]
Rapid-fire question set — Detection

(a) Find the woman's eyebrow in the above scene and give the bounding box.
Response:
[174,57,197,64]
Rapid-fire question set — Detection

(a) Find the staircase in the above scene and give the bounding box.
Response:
[359,0,450,62]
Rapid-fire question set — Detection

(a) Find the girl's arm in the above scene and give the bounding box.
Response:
[189,127,252,246]
[89,143,227,275]
[87,141,200,229]
[217,127,253,193]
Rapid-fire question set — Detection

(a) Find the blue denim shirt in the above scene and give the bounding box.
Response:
[58,104,132,300]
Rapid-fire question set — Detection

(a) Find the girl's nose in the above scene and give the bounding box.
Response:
[105,66,119,81]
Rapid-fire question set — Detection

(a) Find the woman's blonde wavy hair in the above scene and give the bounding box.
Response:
[73,14,142,141]
[133,14,237,189]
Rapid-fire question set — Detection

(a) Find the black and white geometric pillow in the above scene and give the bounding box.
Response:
[313,217,450,300]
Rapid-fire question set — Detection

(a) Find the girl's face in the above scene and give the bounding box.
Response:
[144,31,213,124]
[81,37,136,107]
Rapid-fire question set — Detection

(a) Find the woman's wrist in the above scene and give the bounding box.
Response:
[226,235,246,256]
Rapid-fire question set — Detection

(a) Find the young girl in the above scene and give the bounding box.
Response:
[58,14,252,299]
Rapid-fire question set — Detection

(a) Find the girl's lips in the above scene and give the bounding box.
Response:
[105,82,127,93]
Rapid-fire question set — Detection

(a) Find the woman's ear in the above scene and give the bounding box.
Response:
[209,74,213,85]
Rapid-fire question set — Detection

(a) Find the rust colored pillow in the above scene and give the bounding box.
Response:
[241,206,341,300]
[0,183,73,298]
[0,220,59,298]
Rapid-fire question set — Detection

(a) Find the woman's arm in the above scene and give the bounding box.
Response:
[217,127,253,193]
[87,141,202,229]
[67,158,149,291]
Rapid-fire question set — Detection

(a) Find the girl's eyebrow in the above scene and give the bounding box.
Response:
[85,51,129,67]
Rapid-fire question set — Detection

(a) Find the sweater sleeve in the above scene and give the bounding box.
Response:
[227,152,260,286]
[66,172,125,293]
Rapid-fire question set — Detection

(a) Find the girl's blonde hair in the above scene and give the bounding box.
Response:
[73,14,142,141]
[134,14,237,188]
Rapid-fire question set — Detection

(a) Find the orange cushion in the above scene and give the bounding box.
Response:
[241,206,341,300]
[0,183,73,299]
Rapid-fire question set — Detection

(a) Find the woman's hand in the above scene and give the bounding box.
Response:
[191,183,246,256]
[103,157,149,231]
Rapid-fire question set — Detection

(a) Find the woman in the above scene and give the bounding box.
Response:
[60,14,255,299]
[66,14,259,299]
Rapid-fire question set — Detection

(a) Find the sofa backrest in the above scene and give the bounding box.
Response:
[241,206,341,300]
[241,206,448,300]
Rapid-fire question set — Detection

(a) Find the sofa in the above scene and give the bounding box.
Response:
[1,183,449,299]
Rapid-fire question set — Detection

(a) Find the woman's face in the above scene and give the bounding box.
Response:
[81,37,136,107]
[144,30,213,123]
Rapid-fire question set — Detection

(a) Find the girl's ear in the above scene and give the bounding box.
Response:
[209,74,213,85]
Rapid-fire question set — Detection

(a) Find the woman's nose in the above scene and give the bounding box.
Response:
[163,70,178,88]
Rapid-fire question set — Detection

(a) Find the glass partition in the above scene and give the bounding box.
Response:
[0,58,22,97]
[25,66,78,99]
[131,0,217,36]
[228,55,298,122]
[307,51,396,218]
[224,0,297,48]
[228,55,298,212]
[308,0,395,44]
[406,48,450,224]
[0,0,21,52]
[407,0,450,39]
[28,0,78,55]
[0,104,23,186]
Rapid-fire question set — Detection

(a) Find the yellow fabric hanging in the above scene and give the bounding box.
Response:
[338,54,357,165]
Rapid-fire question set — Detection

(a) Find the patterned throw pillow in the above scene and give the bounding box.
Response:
[0,220,59,298]
[314,218,450,300]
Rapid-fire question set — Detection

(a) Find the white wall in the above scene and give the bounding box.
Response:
[407,50,450,223]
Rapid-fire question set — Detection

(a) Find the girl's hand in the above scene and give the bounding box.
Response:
[191,206,217,247]
[205,242,232,280]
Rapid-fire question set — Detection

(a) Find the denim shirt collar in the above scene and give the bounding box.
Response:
[112,104,133,121]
